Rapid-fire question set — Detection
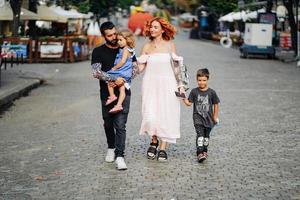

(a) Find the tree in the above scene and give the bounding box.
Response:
[28,0,38,38]
[202,0,237,15]
[283,0,298,55]
[10,0,23,37]
[89,0,109,17]
[78,0,89,13]
[176,0,199,12]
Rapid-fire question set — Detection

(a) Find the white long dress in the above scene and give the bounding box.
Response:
[139,53,181,143]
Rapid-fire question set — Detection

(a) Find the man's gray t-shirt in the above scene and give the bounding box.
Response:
[188,87,220,128]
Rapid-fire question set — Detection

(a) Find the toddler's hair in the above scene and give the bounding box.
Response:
[117,29,135,48]
[197,68,210,79]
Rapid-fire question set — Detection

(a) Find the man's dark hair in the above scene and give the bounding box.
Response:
[197,68,210,79]
[100,21,115,36]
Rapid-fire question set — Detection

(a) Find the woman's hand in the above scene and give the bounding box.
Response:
[178,86,185,95]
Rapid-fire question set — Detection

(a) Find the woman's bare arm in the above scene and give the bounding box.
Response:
[137,43,149,73]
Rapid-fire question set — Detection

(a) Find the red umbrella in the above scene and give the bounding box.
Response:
[128,12,153,36]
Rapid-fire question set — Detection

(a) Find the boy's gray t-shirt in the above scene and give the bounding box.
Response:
[188,87,220,128]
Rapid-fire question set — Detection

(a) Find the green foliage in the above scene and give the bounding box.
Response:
[55,0,80,9]
[202,0,238,15]
[89,0,108,17]
[117,0,135,9]
[78,1,90,13]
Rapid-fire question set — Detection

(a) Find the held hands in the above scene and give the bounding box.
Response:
[175,87,186,99]
[179,86,185,94]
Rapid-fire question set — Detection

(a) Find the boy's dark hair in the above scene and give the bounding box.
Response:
[197,68,210,79]
[100,21,115,36]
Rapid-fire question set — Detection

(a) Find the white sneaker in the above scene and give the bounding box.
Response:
[115,157,127,170]
[105,148,115,162]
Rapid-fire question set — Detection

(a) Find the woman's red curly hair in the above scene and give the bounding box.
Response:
[144,17,176,41]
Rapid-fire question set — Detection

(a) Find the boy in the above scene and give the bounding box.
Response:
[182,68,220,163]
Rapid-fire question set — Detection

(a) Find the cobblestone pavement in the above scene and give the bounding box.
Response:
[0,31,299,200]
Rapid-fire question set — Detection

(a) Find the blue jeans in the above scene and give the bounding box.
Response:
[101,94,130,157]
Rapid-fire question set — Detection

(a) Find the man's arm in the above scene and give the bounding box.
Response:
[91,63,116,81]
[91,48,115,81]
[91,48,124,86]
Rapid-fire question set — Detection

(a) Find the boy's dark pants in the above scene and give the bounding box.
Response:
[101,94,130,158]
[194,124,212,155]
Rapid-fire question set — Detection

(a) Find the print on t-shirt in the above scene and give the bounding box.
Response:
[196,94,210,118]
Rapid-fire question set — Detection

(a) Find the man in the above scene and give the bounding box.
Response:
[91,22,131,170]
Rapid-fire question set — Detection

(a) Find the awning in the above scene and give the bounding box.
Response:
[37,5,68,23]
[218,12,234,22]
[232,11,247,21]
[49,6,89,19]
[0,2,39,21]
[219,9,266,22]
[244,8,266,20]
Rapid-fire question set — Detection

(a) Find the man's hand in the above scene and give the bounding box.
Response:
[115,77,125,87]
[93,72,100,79]
[108,81,117,88]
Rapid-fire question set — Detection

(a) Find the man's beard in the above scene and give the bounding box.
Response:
[106,39,118,46]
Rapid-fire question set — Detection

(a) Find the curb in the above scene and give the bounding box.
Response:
[0,78,44,110]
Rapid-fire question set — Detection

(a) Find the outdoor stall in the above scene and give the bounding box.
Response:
[0,2,37,63]
[33,5,89,63]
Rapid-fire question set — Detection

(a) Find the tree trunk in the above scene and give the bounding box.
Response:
[10,0,23,37]
[284,0,297,55]
[28,0,37,39]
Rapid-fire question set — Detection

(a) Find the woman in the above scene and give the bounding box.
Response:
[138,17,185,161]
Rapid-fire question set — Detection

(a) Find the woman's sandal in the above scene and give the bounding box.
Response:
[146,141,159,159]
[157,150,168,162]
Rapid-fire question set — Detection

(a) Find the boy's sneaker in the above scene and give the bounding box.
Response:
[115,157,127,170]
[105,148,115,162]
[197,153,206,163]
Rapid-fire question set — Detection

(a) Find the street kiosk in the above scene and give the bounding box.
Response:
[240,23,275,58]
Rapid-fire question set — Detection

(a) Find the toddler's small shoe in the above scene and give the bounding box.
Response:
[109,105,123,113]
[105,95,117,105]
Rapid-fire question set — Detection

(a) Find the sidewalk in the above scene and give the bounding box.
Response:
[0,63,60,110]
